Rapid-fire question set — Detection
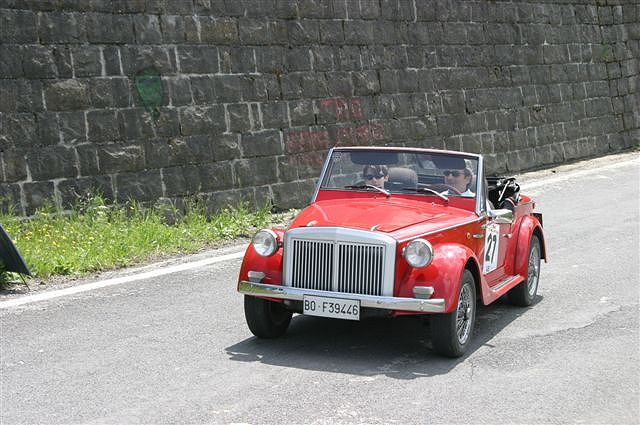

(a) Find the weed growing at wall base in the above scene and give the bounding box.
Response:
[0,196,274,280]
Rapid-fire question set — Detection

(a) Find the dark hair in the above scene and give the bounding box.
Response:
[362,164,389,177]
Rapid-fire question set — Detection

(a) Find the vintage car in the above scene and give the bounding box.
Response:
[237,147,546,357]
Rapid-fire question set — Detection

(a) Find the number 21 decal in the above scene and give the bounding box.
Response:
[483,223,500,274]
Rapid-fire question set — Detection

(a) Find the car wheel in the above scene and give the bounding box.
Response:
[244,295,292,338]
[508,235,541,307]
[430,269,476,358]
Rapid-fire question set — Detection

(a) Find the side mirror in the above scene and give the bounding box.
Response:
[488,208,513,224]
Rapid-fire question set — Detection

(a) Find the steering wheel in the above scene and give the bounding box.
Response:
[426,183,461,195]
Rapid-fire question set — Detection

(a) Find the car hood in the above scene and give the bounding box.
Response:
[290,198,476,237]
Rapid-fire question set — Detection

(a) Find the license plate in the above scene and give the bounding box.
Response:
[303,295,360,321]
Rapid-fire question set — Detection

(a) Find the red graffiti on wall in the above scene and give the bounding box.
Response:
[285,97,385,155]
[285,129,331,154]
[319,98,364,122]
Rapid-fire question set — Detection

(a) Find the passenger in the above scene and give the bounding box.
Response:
[362,165,389,189]
[442,166,475,197]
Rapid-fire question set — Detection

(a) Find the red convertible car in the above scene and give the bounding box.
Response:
[237,147,546,357]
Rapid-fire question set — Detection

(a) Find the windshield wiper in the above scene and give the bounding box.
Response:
[344,184,391,198]
[401,187,449,202]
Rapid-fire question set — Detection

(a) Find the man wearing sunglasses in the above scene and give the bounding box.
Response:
[362,165,389,189]
[442,167,475,197]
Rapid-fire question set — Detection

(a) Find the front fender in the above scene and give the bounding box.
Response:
[514,215,546,277]
[397,243,479,314]
[237,229,284,289]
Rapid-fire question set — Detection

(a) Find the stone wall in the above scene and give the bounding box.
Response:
[0,0,638,214]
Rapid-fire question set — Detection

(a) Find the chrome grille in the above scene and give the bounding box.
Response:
[285,228,396,297]
[337,243,384,295]
[291,240,334,292]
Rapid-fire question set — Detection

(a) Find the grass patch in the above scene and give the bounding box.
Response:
[1,196,286,280]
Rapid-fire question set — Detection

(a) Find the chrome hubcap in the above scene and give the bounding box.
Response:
[527,244,540,297]
[456,284,473,344]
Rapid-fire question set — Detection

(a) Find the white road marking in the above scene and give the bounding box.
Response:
[0,250,246,309]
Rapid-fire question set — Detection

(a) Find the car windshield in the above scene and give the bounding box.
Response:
[320,149,479,199]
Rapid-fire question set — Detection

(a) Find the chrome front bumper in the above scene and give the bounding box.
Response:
[238,281,446,313]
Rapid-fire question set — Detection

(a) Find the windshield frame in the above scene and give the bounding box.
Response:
[311,147,486,216]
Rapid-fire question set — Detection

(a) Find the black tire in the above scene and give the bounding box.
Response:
[508,235,541,307]
[430,269,476,358]
[244,295,292,338]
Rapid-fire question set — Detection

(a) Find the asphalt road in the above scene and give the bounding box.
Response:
[1,152,639,424]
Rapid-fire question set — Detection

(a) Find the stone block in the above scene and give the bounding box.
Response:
[325,72,354,98]
[197,162,235,192]
[116,170,163,202]
[241,130,283,157]
[1,149,27,182]
[270,181,307,210]
[213,75,245,102]
[442,90,465,114]
[311,46,335,71]
[35,112,60,146]
[21,45,57,79]
[319,20,344,44]
[121,45,176,76]
[256,46,285,73]
[280,73,304,99]
[160,15,187,43]
[285,47,313,71]
[344,20,375,45]
[261,101,289,129]
[227,103,252,133]
[44,79,90,111]
[200,17,239,44]
[0,183,23,214]
[0,46,23,79]
[142,135,187,171]
[180,105,226,136]
[86,13,134,43]
[189,76,215,105]
[38,12,85,44]
[352,70,380,96]
[1,113,36,149]
[133,14,162,44]
[301,72,329,98]
[57,111,86,144]
[27,146,77,180]
[87,110,120,142]
[58,176,114,206]
[235,157,278,187]
[211,133,241,162]
[0,9,36,43]
[287,20,320,45]
[298,0,331,18]
[177,46,218,74]
[23,181,55,215]
[398,70,418,93]
[75,144,100,176]
[88,77,130,108]
[98,144,145,174]
[239,18,273,44]
[288,99,314,126]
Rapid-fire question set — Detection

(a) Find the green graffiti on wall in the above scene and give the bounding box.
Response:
[134,67,162,120]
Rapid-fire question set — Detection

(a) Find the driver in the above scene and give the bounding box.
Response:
[442,165,474,197]
[362,165,389,189]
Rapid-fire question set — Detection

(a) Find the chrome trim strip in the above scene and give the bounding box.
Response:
[491,275,521,292]
[311,147,334,203]
[475,154,485,216]
[239,281,446,313]
[397,217,484,243]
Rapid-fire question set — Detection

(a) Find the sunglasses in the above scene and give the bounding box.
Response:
[364,173,385,180]
[443,170,464,177]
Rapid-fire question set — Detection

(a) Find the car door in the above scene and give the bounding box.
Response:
[481,213,512,285]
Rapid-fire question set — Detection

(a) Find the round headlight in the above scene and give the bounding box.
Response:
[252,229,278,257]
[403,239,433,268]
